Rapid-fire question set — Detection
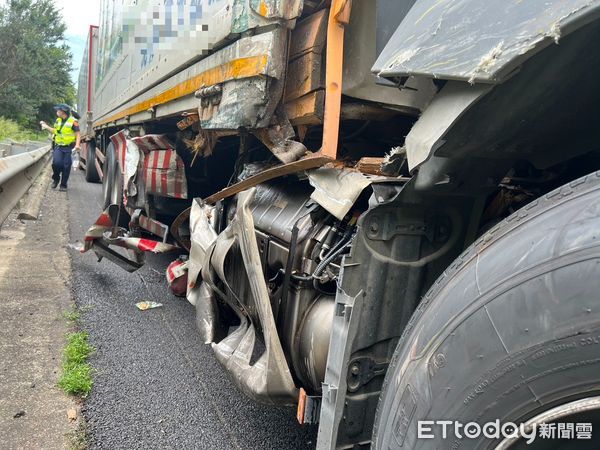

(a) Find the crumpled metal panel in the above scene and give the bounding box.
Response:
[187,199,218,291]
[200,189,298,405]
[96,28,287,130]
[83,206,179,254]
[81,205,178,272]
[186,199,220,343]
[373,0,600,84]
[110,131,188,203]
[307,167,402,221]
[188,282,219,344]
[307,168,372,220]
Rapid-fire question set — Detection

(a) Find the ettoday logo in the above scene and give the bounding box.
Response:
[417,420,593,443]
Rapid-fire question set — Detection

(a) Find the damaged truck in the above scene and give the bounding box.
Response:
[77,0,600,448]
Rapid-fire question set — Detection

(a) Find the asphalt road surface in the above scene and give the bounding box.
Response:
[67,171,318,449]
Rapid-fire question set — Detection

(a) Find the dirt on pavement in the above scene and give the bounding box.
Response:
[0,170,79,449]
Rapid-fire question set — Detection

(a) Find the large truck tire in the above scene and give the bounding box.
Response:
[101,142,123,210]
[373,171,600,449]
[84,142,101,183]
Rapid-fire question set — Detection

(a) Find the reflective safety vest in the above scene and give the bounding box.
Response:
[53,116,77,146]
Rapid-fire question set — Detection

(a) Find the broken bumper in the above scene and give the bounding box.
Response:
[82,205,179,272]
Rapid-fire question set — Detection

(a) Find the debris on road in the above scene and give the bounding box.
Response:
[13,411,25,419]
[67,408,78,422]
[166,257,188,297]
[135,301,163,311]
[68,241,85,252]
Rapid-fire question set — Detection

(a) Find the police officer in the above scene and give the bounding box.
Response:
[40,104,81,191]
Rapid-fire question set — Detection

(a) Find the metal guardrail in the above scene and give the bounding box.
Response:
[0,139,48,157]
[0,144,52,227]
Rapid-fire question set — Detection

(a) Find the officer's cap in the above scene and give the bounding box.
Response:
[53,103,71,113]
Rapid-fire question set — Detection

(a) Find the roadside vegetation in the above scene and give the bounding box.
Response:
[58,332,94,397]
[63,307,81,324]
[0,0,75,137]
[0,117,49,142]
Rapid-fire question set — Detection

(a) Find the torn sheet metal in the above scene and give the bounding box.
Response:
[138,213,169,242]
[203,154,332,205]
[186,199,218,291]
[110,130,128,176]
[82,205,119,251]
[188,282,218,343]
[404,81,492,171]
[83,206,178,264]
[142,149,187,199]
[185,199,220,343]
[307,167,373,220]
[373,0,600,84]
[254,106,307,164]
[110,131,188,202]
[203,189,298,405]
[109,130,138,201]
[135,135,188,200]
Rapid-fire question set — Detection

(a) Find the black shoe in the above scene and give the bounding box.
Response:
[51,181,58,189]
[59,186,67,192]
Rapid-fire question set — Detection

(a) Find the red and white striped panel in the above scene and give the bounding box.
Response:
[139,214,169,239]
[142,149,188,199]
[131,134,173,154]
[113,237,178,254]
[166,258,189,297]
[109,130,128,174]
[126,207,170,241]
[82,208,115,252]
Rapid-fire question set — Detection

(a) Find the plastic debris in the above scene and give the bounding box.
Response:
[135,301,163,311]
[67,242,85,252]
[72,149,80,170]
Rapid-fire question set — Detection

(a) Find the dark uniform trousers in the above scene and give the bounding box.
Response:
[52,144,73,187]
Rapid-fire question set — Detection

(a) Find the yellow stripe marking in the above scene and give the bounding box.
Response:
[94,55,269,127]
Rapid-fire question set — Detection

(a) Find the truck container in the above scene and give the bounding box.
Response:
[77,24,101,182]
[78,0,600,448]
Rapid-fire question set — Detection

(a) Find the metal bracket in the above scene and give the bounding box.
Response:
[335,291,355,320]
[195,84,223,108]
[346,356,389,393]
[322,383,338,404]
[92,240,143,273]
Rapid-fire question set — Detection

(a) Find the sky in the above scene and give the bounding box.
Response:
[54,0,101,84]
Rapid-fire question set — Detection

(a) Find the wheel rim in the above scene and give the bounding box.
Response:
[495,396,600,449]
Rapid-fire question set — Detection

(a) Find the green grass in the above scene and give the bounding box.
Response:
[0,116,49,142]
[58,332,94,397]
[63,309,80,323]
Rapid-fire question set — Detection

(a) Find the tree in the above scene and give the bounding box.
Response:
[0,0,74,127]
